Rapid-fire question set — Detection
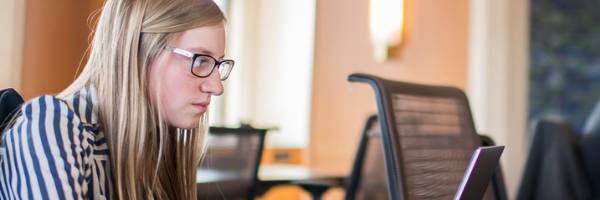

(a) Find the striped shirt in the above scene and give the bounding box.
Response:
[0,86,112,199]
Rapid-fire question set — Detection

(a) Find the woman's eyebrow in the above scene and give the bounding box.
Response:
[189,47,225,59]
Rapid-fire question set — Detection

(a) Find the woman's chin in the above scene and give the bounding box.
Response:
[168,118,199,129]
[180,121,199,129]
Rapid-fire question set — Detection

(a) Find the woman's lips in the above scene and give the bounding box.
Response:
[192,102,209,111]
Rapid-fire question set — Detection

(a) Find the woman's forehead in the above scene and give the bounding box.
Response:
[172,24,225,57]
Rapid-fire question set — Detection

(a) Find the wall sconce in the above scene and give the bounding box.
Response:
[369,0,405,62]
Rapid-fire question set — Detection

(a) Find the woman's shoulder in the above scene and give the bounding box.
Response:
[6,95,91,141]
[19,86,99,129]
[0,93,104,199]
[20,95,81,121]
[4,86,101,144]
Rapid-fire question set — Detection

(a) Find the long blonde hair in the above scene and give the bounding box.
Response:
[58,0,225,199]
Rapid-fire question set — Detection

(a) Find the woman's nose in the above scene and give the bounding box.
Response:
[200,70,224,96]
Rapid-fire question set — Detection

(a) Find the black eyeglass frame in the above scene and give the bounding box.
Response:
[167,47,235,81]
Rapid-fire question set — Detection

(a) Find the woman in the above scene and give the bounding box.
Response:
[0,0,234,199]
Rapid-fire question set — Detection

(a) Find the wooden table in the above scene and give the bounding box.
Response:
[255,164,346,196]
[197,164,347,197]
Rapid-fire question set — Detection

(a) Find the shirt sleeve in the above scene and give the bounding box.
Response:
[0,95,93,200]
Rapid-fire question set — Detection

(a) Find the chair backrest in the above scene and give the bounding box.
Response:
[348,73,496,200]
[197,126,266,200]
[582,101,600,198]
[517,117,591,200]
[346,115,389,200]
[0,88,24,133]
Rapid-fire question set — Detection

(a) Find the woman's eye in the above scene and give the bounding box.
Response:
[194,58,210,67]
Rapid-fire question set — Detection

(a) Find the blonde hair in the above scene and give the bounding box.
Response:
[58,0,225,199]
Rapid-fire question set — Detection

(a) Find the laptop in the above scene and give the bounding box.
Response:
[454,146,505,200]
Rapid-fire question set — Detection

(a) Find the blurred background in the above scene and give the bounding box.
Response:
[1,0,599,199]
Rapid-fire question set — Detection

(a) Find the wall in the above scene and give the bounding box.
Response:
[20,0,103,100]
[222,0,316,149]
[468,0,528,196]
[309,0,470,173]
[251,0,316,148]
[0,0,25,90]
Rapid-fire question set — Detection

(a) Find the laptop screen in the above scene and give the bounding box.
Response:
[454,146,505,200]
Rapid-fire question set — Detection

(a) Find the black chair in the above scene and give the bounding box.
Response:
[342,117,506,200]
[517,117,592,200]
[345,114,389,200]
[197,126,267,200]
[294,114,384,200]
[347,73,505,200]
[0,88,24,133]
[581,101,600,198]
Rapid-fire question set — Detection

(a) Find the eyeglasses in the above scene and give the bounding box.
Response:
[166,47,235,81]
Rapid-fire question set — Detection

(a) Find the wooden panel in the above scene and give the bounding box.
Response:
[20,0,103,99]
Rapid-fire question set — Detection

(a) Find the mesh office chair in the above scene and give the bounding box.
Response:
[582,101,600,198]
[346,114,389,200]
[197,126,266,200]
[344,116,506,200]
[295,115,388,200]
[517,118,591,200]
[348,73,504,200]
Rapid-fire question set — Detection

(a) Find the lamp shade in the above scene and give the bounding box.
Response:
[369,0,404,62]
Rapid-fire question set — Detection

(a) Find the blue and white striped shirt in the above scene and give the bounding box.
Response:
[0,86,112,199]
